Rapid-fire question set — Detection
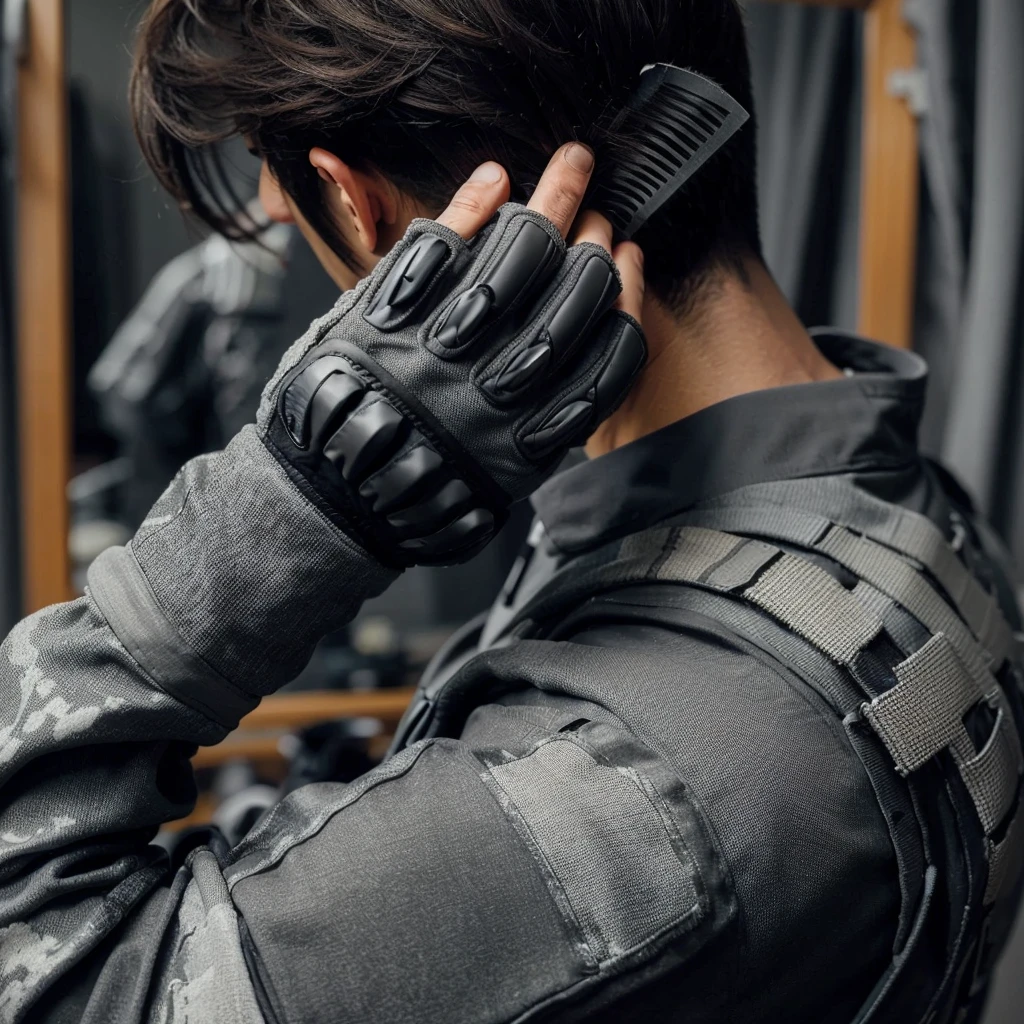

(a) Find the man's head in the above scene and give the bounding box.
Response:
[132,0,759,307]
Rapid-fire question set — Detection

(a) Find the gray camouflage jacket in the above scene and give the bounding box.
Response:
[1,332,1021,1023]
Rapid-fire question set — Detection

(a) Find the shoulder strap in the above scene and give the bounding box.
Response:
[678,476,1016,670]
[545,516,1022,1023]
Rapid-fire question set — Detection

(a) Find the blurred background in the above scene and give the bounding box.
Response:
[0,0,1022,1016]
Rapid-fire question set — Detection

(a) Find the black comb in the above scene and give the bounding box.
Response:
[591,64,750,241]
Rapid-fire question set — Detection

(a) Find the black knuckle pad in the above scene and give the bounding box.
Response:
[280,356,364,448]
[480,250,619,404]
[364,234,450,330]
[307,372,364,446]
[386,478,473,535]
[482,342,553,402]
[545,254,619,360]
[593,317,647,413]
[323,395,407,484]
[521,398,595,458]
[358,440,446,514]
[398,508,496,560]
[433,216,560,353]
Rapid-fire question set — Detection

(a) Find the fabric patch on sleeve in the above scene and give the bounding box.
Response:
[482,732,704,968]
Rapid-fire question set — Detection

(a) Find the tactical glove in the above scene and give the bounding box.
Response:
[258,203,646,568]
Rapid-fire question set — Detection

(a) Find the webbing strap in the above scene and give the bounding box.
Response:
[985,813,1024,905]
[677,503,1004,699]
[818,526,996,696]
[853,581,932,657]
[628,523,1022,903]
[955,705,1023,836]
[863,634,979,774]
[638,526,883,667]
[680,477,1015,668]
[745,555,881,665]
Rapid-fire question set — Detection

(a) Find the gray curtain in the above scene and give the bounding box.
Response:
[745,3,1024,1019]
[748,0,1024,566]
[748,2,862,334]
[930,0,1024,566]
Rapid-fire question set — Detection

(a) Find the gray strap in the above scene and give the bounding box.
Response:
[641,525,745,583]
[639,526,883,667]
[745,555,881,665]
[852,581,932,657]
[862,504,1012,665]
[684,477,1014,668]
[818,526,996,696]
[862,633,980,774]
[863,629,1022,866]
[985,814,1024,906]
[954,701,1023,835]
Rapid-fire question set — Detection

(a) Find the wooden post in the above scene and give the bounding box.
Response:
[858,0,920,348]
[15,0,72,612]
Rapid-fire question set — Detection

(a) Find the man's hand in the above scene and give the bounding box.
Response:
[436,144,645,324]
[259,143,647,568]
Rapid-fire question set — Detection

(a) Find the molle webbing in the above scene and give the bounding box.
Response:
[680,477,1016,669]
[555,507,1022,908]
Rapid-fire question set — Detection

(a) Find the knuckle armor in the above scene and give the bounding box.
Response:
[278,353,499,567]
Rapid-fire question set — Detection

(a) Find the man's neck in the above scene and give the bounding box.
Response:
[586,256,843,458]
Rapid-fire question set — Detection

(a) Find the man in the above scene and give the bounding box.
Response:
[1,2,1022,1022]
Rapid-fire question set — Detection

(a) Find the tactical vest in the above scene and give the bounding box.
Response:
[394,475,1024,1024]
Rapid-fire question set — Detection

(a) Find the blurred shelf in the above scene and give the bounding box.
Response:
[191,687,416,770]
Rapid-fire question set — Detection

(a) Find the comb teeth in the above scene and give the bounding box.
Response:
[591,65,750,241]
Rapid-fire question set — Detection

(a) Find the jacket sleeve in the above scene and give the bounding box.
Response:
[0,426,397,1022]
[0,522,730,1024]
[0,427,731,1023]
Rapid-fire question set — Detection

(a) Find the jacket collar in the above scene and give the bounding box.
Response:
[530,330,929,556]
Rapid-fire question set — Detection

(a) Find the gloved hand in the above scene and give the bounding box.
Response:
[257,149,646,568]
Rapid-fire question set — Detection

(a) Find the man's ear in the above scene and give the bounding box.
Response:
[309,148,398,253]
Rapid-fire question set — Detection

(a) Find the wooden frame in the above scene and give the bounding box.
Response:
[856,0,919,348]
[14,0,71,614]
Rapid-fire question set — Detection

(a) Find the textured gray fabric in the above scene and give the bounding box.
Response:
[129,427,396,709]
[654,527,744,584]
[148,852,266,1024]
[955,704,1023,835]
[703,538,778,591]
[864,632,980,773]
[484,736,700,966]
[853,580,933,657]
[463,629,897,1024]
[744,553,882,665]
[818,525,995,689]
[0,597,223,1022]
[87,544,258,728]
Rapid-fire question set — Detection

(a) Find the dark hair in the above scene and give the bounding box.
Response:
[131,0,760,313]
